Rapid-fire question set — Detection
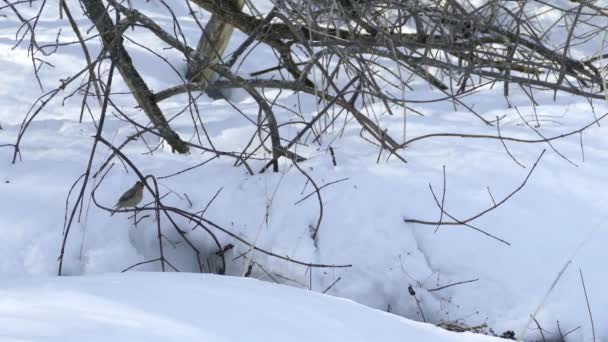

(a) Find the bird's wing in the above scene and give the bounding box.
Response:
[117,186,137,203]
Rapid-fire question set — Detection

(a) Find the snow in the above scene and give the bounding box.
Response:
[0,273,500,341]
[0,0,607,341]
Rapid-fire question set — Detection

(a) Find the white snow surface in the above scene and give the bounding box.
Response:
[0,272,501,341]
[0,1,607,341]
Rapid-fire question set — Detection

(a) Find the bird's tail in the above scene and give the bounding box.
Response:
[110,204,119,216]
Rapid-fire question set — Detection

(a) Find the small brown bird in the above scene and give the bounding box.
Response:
[111,181,144,216]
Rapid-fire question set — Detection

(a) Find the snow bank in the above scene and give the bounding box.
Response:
[0,273,500,341]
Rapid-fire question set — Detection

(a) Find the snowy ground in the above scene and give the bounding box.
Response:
[1,1,607,341]
[0,273,502,341]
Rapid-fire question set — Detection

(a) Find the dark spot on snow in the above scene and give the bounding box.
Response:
[500,330,516,340]
[407,285,416,296]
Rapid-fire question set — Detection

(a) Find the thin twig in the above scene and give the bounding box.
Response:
[579,268,596,342]
[428,278,479,292]
[322,277,342,294]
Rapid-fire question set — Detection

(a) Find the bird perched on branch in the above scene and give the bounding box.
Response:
[111,181,144,216]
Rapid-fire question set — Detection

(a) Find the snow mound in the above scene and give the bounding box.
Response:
[0,273,500,342]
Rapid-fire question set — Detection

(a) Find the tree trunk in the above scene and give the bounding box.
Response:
[187,0,245,88]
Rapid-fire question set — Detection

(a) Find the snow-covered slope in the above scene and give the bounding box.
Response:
[0,273,500,342]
